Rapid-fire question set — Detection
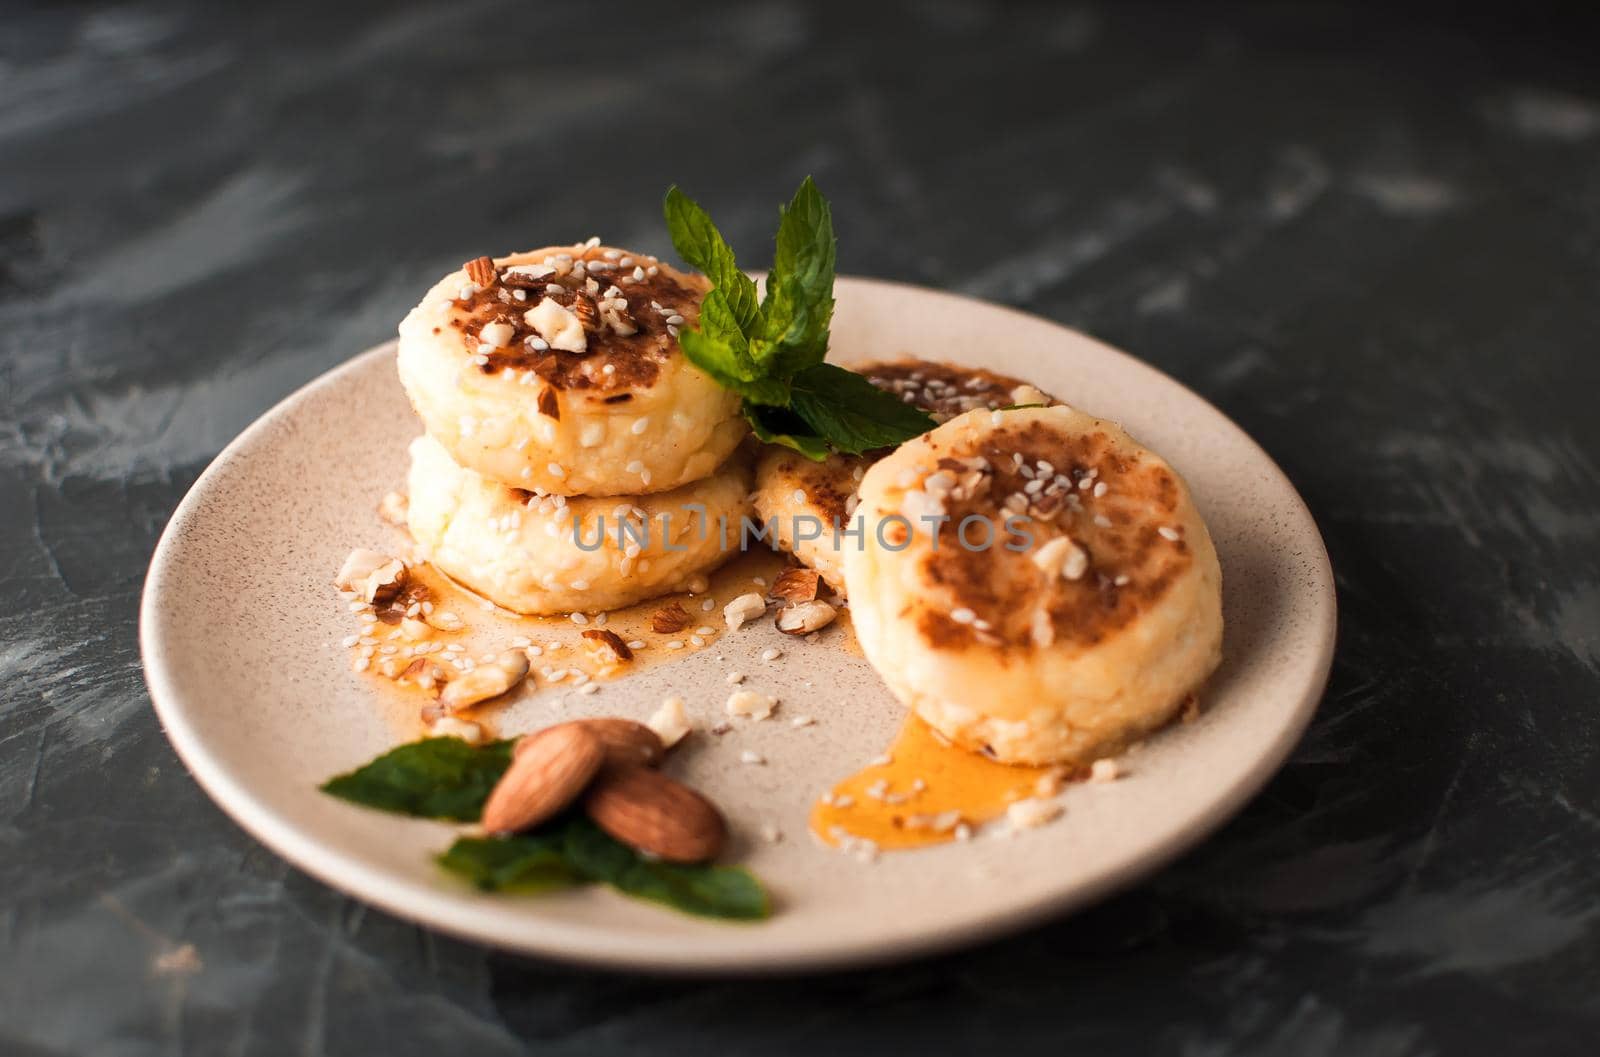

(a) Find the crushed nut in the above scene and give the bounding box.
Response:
[537,387,561,420]
[647,696,693,748]
[725,690,777,721]
[439,650,530,710]
[464,256,496,287]
[1031,536,1089,581]
[769,566,821,604]
[569,291,599,331]
[427,714,487,744]
[600,303,637,336]
[722,593,766,630]
[580,628,633,672]
[1006,797,1063,830]
[1089,758,1121,783]
[651,602,691,634]
[335,548,407,604]
[524,299,587,353]
[776,599,837,635]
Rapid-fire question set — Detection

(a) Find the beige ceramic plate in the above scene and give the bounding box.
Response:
[141,277,1334,972]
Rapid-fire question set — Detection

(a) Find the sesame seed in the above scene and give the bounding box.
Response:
[665,314,685,326]
[701,598,715,612]
[570,612,588,625]
[950,607,976,624]
[666,640,685,650]
[761,648,782,662]
[630,417,650,435]
[1158,526,1182,541]
[740,750,766,765]
[1093,482,1108,497]
[626,460,644,474]
[548,463,566,478]
[791,715,815,728]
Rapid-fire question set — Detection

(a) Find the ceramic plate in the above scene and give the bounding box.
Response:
[140,277,1335,972]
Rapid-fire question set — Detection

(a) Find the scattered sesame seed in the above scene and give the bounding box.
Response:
[950,607,976,625]
[761,648,783,662]
[1158,525,1182,541]
[666,640,685,650]
[740,750,766,765]
[570,612,589,625]
[790,715,816,728]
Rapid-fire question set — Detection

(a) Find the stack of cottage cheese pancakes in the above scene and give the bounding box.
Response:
[396,241,1224,768]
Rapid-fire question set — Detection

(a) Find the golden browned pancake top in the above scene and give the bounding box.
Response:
[901,418,1193,655]
[443,247,707,394]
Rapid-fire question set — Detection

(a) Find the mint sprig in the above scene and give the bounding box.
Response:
[664,178,935,457]
[322,738,771,921]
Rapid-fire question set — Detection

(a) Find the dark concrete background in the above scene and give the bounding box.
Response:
[3,1,1598,1054]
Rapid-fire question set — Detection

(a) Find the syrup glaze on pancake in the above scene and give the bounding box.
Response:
[889,416,1194,656]
[444,246,708,394]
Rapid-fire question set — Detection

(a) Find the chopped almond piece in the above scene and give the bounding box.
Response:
[770,566,821,603]
[651,602,691,634]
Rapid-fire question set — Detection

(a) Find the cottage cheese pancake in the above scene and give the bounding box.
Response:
[397,243,745,496]
[406,434,751,615]
[753,360,1055,590]
[843,404,1223,765]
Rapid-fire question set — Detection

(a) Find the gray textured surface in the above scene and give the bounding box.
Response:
[2,1,1598,1054]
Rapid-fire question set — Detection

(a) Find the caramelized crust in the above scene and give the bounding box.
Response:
[447,248,708,394]
[912,418,1192,654]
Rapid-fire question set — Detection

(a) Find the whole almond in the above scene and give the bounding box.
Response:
[482,724,604,834]
[519,718,663,769]
[584,766,726,863]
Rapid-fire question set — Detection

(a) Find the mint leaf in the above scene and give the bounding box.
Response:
[754,178,835,377]
[789,363,936,454]
[437,834,579,894]
[772,176,835,297]
[562,818,771,921]
[665,178,926,458]
[321,737,515,821]
[664,186,759,329]
[743,402,831,460]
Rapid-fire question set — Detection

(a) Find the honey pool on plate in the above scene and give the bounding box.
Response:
[811,715,1056,850]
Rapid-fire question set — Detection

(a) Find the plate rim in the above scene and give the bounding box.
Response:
[140,275,1336,973]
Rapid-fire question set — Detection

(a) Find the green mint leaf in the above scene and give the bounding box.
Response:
[320,737,515,821]
[754,178,836,377]
[437,834,580,894]
[562,818,771,921]
[663,186,759,330]
[680,327,790,406]
[743,402,831,460]
[772,176,836,295]
[788,363,936,454]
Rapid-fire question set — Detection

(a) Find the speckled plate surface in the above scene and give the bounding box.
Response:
[140,277,1335,973]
